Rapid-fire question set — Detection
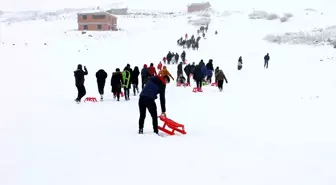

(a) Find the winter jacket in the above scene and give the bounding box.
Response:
[140,76,167,112]
[148,66,157,76]
[159,66,174,80]
[238,57,243,66]
[181,51,186,59]
[111,72,123,88]
[206,62,214,71]
[123,66,132,88]
[207,69,213,77]
[193,65,204,80]
[157,62,162,70]
[201,65,207,77]
[184,64,191,75]
[131,67,140,84]
[96,69,107,83]
[175,53,179,61]
[215,68,219,76]
[264,54,270,61]
[74,67,88,86]
[141,64,150,78]
[190,64,196,74]
[177,63,183,73]
[215,70,228,83]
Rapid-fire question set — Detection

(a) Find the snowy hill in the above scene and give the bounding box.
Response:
[1,2,336,185]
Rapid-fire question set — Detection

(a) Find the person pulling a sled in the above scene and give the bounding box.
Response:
[138,75,171,135]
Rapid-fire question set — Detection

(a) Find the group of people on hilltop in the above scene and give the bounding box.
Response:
[177,34,200,50]
[163,50,186,65]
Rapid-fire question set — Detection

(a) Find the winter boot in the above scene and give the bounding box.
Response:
[138,129,143,134]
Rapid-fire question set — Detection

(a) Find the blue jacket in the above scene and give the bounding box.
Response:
[201,66,207,77]
[140,76,166,112]
[207,69,213,77]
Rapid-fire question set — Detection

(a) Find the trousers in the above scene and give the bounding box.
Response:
[138,96,158,133]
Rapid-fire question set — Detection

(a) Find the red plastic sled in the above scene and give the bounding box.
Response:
[192,87,203,92]
[211,82,218,86]
[84,97,98,102]
[158,116,187,135]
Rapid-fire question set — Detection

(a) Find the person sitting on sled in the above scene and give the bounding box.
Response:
[138,75,171,135]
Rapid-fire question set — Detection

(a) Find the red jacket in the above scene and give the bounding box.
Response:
[148,66,157,76]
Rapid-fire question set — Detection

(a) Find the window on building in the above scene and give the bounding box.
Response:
[84,25,88,30]
[92,15,106,19]
[83,15,87,20]
[97,24,102,30]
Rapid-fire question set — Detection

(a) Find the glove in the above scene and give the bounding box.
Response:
[160,112,166,117]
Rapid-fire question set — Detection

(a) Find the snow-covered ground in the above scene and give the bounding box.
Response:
[1,3,336,185]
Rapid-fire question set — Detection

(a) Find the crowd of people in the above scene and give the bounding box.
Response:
[73,22,271,135]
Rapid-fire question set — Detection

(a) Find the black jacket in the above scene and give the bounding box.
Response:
[123,66,133,88]
[193,65,204,80]
[206,62,214,71]
[96,69,107,83]
[264,55,270,61]
[184,64,191,75]
[111,72,123,88]
[74,68,88,86]
[177,63,183,73]
[131,68,140,84]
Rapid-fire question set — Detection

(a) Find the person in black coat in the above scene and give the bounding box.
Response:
[167,52,172,64]
[96,69,107,100]
[74,64,88,103]
[181,51,186,62]
[123,64,132,100]
[184,63,191,84]
[206,59,214,71]
[264,53,270,68]
[131,66,140,96]
[175,53,179,63]
[193,65,204,88]
[141,64,150,89]
[190,62,196,74]
[177,62,183,82]
[111,68,123,101]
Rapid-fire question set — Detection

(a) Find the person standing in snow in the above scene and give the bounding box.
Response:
[175,53,179,64]
[74,64,88,103]
[131,66,140,96]
[111,68,123,101]
[95,69,108,101]
[238,56,243,70]
[215,69,228,92]
[264,53,270,69]
[206,68,213,83]
[123,64,132,100]
[177,62,183,82]
[214,66,219,83]
[193,65,204,89]
[157,62,162,71]
[184,63,191,84]
[138,75,171,135]
[181,51,186,63]
[148,63,157,76]
[141,64,150,89]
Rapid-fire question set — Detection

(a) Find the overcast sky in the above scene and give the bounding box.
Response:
[0,0,334,12]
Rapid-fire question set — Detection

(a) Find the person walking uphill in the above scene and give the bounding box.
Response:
[141,64,150,89]
[215,69,228,92]
[138,75,171,135]
[96,69,107,101]
[238,56,243,70]
[123,64,132,100]
[148,63,157,76]
[193,65,204,88]
[177,62,183,82]
[74,64,88,103]
[264,53,270,69]
[111,68,123,101]
[131,66,140,96]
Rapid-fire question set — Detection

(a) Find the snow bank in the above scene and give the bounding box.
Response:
[248,10,294,22]
[264,25,336,47]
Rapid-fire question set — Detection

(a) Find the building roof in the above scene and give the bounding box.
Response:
[188,2,211,7]
[77,11,118,18]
